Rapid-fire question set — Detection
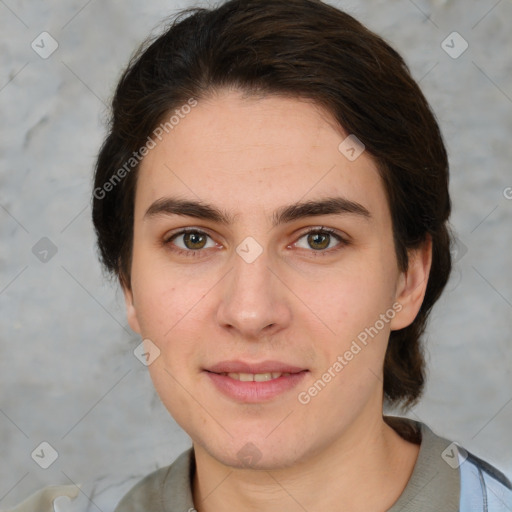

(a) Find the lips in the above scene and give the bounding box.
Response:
[204,360,308,402]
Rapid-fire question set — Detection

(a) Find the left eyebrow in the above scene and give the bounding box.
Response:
[144,196,372,227]
[272,196,371,226]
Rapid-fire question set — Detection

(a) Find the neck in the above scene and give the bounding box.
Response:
[192,413,420,512]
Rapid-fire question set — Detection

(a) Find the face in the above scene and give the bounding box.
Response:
[123,89,429,470]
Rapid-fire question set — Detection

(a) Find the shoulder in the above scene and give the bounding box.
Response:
[417,420,512,511]
[113,464,174,512]
[385,415,511,512]
[458,448,512,512]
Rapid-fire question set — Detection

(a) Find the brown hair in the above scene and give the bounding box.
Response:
[92,0,452,409]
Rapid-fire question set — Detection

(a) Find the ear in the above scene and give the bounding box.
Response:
[121,279,142,335]
[390,235,432,331]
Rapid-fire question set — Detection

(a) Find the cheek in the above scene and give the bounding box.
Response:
[302,271,394,407]
[135,275,203,421]
[130,263,212,379]
[130,256,195,338]
[305,257,397,343]
[146,356,199,435]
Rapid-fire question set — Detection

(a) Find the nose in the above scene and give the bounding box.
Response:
[216,246,292,340]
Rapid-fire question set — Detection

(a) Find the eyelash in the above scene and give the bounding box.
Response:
[163,227,348,259]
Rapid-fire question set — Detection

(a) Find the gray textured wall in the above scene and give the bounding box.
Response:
[1,0,511,509]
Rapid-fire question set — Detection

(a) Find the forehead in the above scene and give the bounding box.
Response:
[135,90,388,223]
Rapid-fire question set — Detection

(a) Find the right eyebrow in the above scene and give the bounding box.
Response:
[144,197,237,225]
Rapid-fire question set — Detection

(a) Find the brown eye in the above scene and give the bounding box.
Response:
[166,229,216,255]
[295,228,345,252]
[307,232,331,250]
[182,231,208,250]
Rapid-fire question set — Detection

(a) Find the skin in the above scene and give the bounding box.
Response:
[123,89,432,512]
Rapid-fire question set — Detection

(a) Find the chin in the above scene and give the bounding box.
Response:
[194,431,310,471]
